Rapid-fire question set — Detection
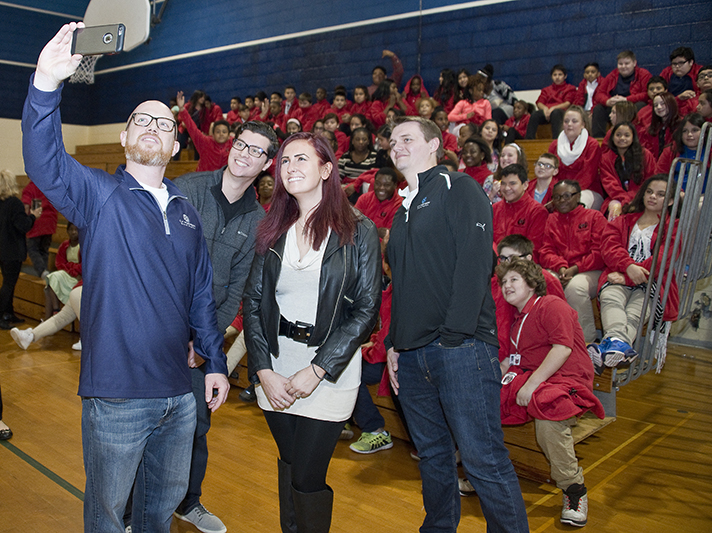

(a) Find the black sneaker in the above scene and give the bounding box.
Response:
[561,483,588,527]
[239,384,256,403]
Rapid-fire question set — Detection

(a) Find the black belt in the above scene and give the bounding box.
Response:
[279,315,314,344]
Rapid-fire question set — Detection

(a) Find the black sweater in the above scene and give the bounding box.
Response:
[0,195,35,262]
[385,165,498,351]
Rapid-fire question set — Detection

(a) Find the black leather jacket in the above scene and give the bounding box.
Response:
[243,215,381,383]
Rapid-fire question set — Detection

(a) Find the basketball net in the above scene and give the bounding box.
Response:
[69,55,101,84]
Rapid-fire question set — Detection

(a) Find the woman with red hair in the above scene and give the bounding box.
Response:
[243,132,381,532]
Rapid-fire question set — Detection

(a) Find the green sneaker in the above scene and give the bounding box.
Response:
[349,431,393,454]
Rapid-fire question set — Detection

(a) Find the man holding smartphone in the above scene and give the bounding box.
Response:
[22,23,229,533]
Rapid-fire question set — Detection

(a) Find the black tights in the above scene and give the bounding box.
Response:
[264,411,343,493]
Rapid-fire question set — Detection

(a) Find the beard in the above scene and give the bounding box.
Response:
[125,134,173,167]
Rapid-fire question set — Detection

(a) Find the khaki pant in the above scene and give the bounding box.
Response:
[225,330,247,375]
[535,417,583,490]
[564,271,602,343]
[599,284,647,345]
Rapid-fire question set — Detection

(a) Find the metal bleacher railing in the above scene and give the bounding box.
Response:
[615,121,712,388]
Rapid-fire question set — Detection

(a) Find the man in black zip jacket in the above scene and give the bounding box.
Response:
[385,116,529,532]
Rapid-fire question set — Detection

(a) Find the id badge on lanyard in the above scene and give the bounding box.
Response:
[509,353,521,366]
[509,297,540,368]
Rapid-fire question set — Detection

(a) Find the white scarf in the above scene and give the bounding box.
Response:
[557,128,589,167]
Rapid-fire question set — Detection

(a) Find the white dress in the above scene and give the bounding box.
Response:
[255,225,361,421]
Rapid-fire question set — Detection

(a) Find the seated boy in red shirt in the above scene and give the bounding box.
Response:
[503,100,531,144]
[525,64,577,139]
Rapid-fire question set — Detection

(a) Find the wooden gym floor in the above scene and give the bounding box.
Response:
[1,322,710,532]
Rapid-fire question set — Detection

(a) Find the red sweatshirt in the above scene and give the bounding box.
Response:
[354,190,404,229]
[539,205,607,273]
[492,193,549,260]
[536,82,577,107]
[463,164,493,186]
[178,108,231,172]
[599,147,656,211]
[636,108,676,158]
[403,75,430,107]
[525,178,555,211]
[21,181,58,238]
[54,239,82,278]
[492,267,564,362]
[226,109,241,125]
[442,131,459,153]
[598,212,679,321]
[660,63,702,116]
[504,113,530,138]
[363,284,393,366]
[573,76,604,108]
[548,136,602,194]
[593,66,653,106]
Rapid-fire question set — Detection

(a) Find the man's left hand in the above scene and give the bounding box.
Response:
[205,373,230,412]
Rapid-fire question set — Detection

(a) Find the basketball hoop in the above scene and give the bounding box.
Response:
[70,55,101,84]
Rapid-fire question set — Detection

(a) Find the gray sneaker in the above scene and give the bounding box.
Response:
[174,504,227,533]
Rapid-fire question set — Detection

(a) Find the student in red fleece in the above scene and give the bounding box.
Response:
[460,136,493,186]
[600,122,656,220]
[323,112,349,156]
[698,89,712,121]
[331,89,351,122]
[539,180,607,343]
[638,92,680,158]
[687,66,712,117]
[370,80,414,128]
[403,75,429,108]
[503,100,531,144]
[525,65,577,139]
[21,180,58,278]
[492,143,528,204]
[250,91,267,121]
[354,168,403,229]
[660,47,702,116]
[349,86,372,122]
[433,68,457,113]
[601,100,638,155]
[491,235,565,364]
[548,105,603,209]
[432,107,459,162]
[291,92,319,133]
[634,77,668,141]
[447,76,492,126]
[226,96,241,125]
[527,153,559,210]
[656,113,708,192]
[495,257,602,528]
[591,50,652,137]
[367,49,404,96]
[201,96,223,135]
[312,87,332,118]
[573,62,603,111]
[493,164,549,262]
[281,85,298,118]
[177,91,231,172]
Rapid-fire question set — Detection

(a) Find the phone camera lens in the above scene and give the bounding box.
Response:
[103,33,113,44]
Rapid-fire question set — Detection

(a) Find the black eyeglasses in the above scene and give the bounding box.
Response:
[552,192,580,201]
[232,138,267,158]
[671,60,690,67]
[130,112,177,133]
[498,253,522,263]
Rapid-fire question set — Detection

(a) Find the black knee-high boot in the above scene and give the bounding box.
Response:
[291,485,333,533]
[278,459,298,533]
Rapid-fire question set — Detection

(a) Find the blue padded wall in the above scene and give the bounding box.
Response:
[0,0,709,125]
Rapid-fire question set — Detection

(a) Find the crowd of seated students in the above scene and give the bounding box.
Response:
[162,45,705,453]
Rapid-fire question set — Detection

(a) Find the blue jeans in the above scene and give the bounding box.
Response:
[398,338,529,533]
[353,360,386,433]
[82,393,197,533]
[178,366,211,514]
